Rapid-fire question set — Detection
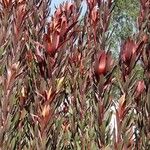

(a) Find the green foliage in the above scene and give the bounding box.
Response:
[110,0,140,55]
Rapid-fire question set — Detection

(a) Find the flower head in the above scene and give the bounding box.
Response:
[120,38,137,64]
[95,50,114,76]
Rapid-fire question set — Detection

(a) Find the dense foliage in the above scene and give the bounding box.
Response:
[0,0,150,149]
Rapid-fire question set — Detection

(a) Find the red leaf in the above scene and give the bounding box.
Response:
[98,52,107,75]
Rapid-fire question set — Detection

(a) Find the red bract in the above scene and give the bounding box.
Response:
[119,38,144,79]
[120,38,137,64]
[43,32,60,56]
[95,51,113,76]
[119,37,145,80]
[136,80,146,97]
[43,2,78,56]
